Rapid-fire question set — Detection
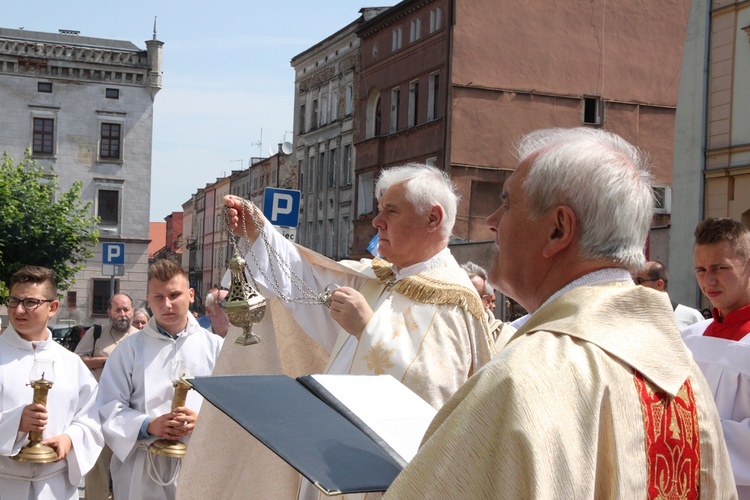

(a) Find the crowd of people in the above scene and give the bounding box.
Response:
[1,127,748,499]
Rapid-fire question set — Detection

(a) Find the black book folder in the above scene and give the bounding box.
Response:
[188,375,405,495]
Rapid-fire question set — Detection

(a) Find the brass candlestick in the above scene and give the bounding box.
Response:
[148,377,192,458]
[225,253,266,346]
[13,360,58,463]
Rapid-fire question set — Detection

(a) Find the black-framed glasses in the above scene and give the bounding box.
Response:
[7,296,55,311]
[634,278,659,285]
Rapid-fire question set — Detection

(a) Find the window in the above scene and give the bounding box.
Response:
[583,97,602,125]
[652,186,672,214]
[326,219,334,256]
[98,189,119,225]
[316,221,324,253]
[318,152,326,191]
[343,145,353,185]
[100,123,121,159]
[374,98,382,136]
[105,88,120,99]
[390,88,400,133]
[311,99,319,129]
[410,19,422,43]
[298,160,304,191]
[321,94,329,125]
[330,88,339,121]
[308,154,316,192]
[408,80,419,127]
[299,104,306,133]
[345,83,354,116]
[392,27,403,51]
[428,73,440,121]
[33,118,54,155]
[430,8,442,33]
[66,291,77,310]
[328,149,338,187]
[38,82,52,93]
[339,216,350,258]
[358,171,375,216]
[92,279,119,315]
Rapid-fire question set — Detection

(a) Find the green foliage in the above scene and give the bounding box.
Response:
[0,152,99,298]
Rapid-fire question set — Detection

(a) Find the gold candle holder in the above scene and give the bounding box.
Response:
[12,378,58,463]
[148,378,192,458]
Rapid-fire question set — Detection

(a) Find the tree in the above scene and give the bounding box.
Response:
[0,152,99,298]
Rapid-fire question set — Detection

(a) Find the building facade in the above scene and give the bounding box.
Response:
[0,27,162,323]
[351,0,690,258]
[291,8,388,260]
[670,0,750,308]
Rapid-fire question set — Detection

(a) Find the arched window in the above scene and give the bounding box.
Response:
[366,88,381,138]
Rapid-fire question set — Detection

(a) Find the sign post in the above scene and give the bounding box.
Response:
[102,243,125,300]
[262,188,301,242]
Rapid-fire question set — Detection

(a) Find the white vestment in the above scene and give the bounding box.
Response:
[674,303,704,331]
[683,319,750,499]
[385,281,737,499]
[97,316,223,500]
[242,224,493,407]
[176,225,494,500]
[0,326,103,500]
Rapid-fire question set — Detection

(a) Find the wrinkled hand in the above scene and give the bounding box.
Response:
[19,403,47,433]
[42,434,72,461]
[146,407,198,440]
[329,287,373,340]
[222,195,264,242]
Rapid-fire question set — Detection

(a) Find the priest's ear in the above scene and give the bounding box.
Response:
[542,205,576,258]
[425,205,445,233]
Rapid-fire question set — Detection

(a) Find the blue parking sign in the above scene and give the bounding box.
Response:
[263,188,301,227]
[103,243,125,265]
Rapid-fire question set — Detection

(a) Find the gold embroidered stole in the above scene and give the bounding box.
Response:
[344,258,488,379]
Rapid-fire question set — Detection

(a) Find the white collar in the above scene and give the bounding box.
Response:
[1,325,54,351]
[392,247,451,279]
[513,268,633,329]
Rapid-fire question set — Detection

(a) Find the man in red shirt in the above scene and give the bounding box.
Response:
[682,217,750,498]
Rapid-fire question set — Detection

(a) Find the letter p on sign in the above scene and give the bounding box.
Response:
[272,193,293,221]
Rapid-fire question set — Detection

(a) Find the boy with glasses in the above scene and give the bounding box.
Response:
[0,266,103,499]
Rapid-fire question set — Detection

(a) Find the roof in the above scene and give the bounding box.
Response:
[0,27,143,52]
[148,222,166,258]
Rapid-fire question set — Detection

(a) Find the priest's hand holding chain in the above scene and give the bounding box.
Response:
[223,195,264,243]
[328,287,374,340]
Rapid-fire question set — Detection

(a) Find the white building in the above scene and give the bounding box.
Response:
[0,27,162,323]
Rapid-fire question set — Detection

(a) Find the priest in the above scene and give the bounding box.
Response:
[177,163,494,499]
[385,128,737,498]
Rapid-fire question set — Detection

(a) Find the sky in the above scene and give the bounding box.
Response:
[3,0,396,221]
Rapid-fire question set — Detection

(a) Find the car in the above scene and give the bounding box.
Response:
[49,324,91,351]
[49,324,75,344]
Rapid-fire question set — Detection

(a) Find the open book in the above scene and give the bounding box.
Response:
[188,374,437,495]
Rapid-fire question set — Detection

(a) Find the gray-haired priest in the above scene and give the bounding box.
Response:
[384,128,737,499]
[177,163,494,500]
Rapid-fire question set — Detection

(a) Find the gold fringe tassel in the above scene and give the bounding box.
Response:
[372,258,485,321]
